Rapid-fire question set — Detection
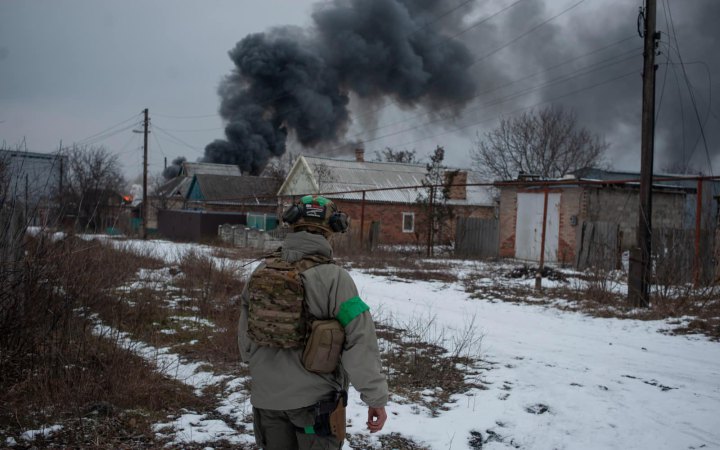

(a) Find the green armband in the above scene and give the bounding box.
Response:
[336,296,370,327]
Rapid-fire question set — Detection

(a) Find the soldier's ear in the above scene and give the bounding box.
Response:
[282,204,303,224]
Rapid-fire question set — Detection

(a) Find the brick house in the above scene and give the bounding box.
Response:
[277,150,495,246]
[496,168,719,266]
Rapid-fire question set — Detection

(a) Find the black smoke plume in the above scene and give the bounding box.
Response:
[162,156,186,180]
[205,0,477,175]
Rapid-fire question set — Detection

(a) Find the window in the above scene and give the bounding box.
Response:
[402,212,414,233]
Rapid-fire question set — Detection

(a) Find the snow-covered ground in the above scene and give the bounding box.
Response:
[353,271,720,449]
[19,236,720,449]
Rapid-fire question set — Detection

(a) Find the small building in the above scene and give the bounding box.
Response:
[148,161,244,230]
[153,161,280,241]
[0,149,65,226]
[496,168,719,268]
[277,150,495,247]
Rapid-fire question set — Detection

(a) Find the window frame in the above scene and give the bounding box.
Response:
[402,212,415,233]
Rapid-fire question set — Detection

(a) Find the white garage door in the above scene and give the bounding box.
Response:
[515,192,561,262]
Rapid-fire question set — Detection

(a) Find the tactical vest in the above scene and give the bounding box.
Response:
[247,252,333,349]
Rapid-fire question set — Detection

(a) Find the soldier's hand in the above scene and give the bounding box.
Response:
[366,406,387,433]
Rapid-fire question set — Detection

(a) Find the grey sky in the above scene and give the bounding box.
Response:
[1,0,718,182]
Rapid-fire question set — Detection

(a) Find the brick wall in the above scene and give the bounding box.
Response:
[557,188,583,264]
[498,187,518,258]
[333,199,493,246]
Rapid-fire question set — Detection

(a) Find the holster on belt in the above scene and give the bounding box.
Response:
[313,390,348,440]
[329,390,348,441]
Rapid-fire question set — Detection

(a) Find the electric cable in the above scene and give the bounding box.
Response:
[366,70,638,157]
[666,0,714,175]
[153,126,204,154]
[353,0,589,124]
[316,51,640,156]
[73,113,143,145]
[349,45,641,140]
[73,122,141,148]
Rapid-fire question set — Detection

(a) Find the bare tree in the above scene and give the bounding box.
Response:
[64,145,126,232]
[471,105,607,180]
[373,147,419,164]
[416,146,455,254]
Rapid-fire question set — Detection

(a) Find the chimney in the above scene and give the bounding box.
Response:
[355,148,365,162]
[446,170,467,200]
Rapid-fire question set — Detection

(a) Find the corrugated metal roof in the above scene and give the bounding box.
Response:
[156,176,191,198]
[194,174,277,204]
[573,168,720,192]
[182,162,242,177]
[282,156,494,206]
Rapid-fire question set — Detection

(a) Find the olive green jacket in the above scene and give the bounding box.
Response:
[238,231,388,410]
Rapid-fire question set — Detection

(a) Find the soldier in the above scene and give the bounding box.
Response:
[238,195,388,450]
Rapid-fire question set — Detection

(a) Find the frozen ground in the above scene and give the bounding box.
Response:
[17,236,720,449]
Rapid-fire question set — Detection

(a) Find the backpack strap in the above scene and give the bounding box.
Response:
[294,254,335,272]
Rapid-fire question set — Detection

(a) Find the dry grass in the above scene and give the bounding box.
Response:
[0,234,208,445]
[460,261,720,341]
[375,312,486,417]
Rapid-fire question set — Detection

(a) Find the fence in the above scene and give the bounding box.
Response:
[652,228,715,284]
[454,217,499,258]
[576,221,621,271]
[157,209,246,241]
[218,224,287,251]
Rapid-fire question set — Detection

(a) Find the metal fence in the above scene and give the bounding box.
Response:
[454,217,499,258]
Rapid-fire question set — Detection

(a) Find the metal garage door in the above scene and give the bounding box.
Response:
[515,192,560,262]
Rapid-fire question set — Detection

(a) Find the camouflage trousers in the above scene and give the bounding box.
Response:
[253,405,342,450]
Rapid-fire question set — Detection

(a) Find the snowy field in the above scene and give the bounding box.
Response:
[17,236,720,449]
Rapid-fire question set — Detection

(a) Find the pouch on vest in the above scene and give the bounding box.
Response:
[302,319,345,373]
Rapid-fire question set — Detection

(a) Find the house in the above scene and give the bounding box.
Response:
[185,173,278,218]
[496,168,719,268]
[0,149,65,226]
[277,150,495,247]
[152,161,280,241]
[148,161,245,229]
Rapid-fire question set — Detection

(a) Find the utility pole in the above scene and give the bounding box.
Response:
[628,0,659,307]
[142,108,149,240]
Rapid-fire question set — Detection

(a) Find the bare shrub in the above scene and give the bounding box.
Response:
[0,232,197,436]
[375,311,485,416]
[173,250,245,369]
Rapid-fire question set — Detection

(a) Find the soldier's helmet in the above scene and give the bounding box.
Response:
[282,195,348,235]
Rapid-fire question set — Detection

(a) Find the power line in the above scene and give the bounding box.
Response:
[73,113,142,145]
[352,0,581,124]
[152,112,219,119]
[152,125,204,154]
[74,122,141,147]
[349,45,640,141]
[467,0,587,70]
[317,50,639,156]
[411,0,476,35]
[665,0,713,175]
[363,70,638,157]
[151,123,224,133]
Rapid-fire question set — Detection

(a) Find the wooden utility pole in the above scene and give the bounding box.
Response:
[142,108,149,240]
[628,0,658,307]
